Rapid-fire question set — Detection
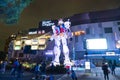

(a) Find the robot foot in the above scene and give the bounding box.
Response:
[52,61,60,66]
[64,60,72,66]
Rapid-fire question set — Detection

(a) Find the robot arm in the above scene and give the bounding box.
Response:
[64,19,73,40]
[52,25,60,35]
[50,25,60,41]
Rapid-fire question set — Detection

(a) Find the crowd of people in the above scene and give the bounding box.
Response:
[0,59,55,80]
[10,59,24,78]
[101,61,116,80]
[0,59,117,80]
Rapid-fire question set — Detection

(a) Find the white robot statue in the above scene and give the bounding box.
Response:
[50,18,72,66]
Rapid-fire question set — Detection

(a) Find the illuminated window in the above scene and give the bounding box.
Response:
[39,38,46,45]
[14,40,21,45]
[14,45,21,50]
[38,45,46,50]
[31,45,38,50]
[117,22,120,25]
[118,27,120,31]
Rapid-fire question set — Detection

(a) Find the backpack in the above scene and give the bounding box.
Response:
[35,65,40,71]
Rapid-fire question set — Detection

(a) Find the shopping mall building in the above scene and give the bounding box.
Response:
[9,8,120,64]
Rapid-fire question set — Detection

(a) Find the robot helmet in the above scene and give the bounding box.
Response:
[58,18,64,25]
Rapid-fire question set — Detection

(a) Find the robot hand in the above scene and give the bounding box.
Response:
[49,36,54,41]
[69,37,73,41]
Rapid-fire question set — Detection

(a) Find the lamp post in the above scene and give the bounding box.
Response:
[72,46,75,60]
[72,30,85,60]
[72,35,75,60]
[83,38,88,60]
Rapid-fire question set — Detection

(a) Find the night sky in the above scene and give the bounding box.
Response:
[0,0,120,51]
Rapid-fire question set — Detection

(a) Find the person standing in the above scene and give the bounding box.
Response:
[17,63,24,80]
[111,64,116,75]
[34,63,41,79]
[1,60,7,74]
[102,63,109,80]
[41,61,46,75]
[71,70,77,80]
[10,59,20,76]
[50,63,55,74]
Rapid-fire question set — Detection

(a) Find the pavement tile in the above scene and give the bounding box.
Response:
[0,67,120,80]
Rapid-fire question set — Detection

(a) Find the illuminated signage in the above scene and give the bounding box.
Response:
[73,30,85,36]
[31,38,38,45]
[45,50,53,55]
[14,40,21,50]
[106,52,115,56]
[28,30,45,35]
[14,45,21,50]
[28,31,37,35]
[42,20,54,26]
[21,36,28,39]
[25,40,31,45]
[38,30,45,34]
[39,38,46,45]
[14,40,21,45]
[85,61,90,70]
[86,38,107,49]
[31,45,38,50]
[39,45,46,50]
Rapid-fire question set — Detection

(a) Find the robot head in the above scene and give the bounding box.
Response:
[58,18,64,25]
[64,21,71,29]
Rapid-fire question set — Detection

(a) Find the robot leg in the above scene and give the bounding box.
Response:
[52,38,61,66]
[61,37,71,66]
[63,45,71,66]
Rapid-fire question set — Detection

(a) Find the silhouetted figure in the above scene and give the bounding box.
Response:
[17,63,24,79]
[49,74,54,80]
[111,64,116,75]
[41,61,46,75]
[71,70,77,80]
[10,59,20,76]
[1,60,7,74]
[102,63,109,80]
[34,63,40,79]
[50,63,55,74]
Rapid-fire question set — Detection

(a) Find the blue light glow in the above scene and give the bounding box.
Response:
[86,38,108,50]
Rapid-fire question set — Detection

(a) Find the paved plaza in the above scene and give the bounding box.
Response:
[57,67,120,80]
[0,67,120,80]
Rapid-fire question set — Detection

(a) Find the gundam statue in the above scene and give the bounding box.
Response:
[50,18,72,66]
